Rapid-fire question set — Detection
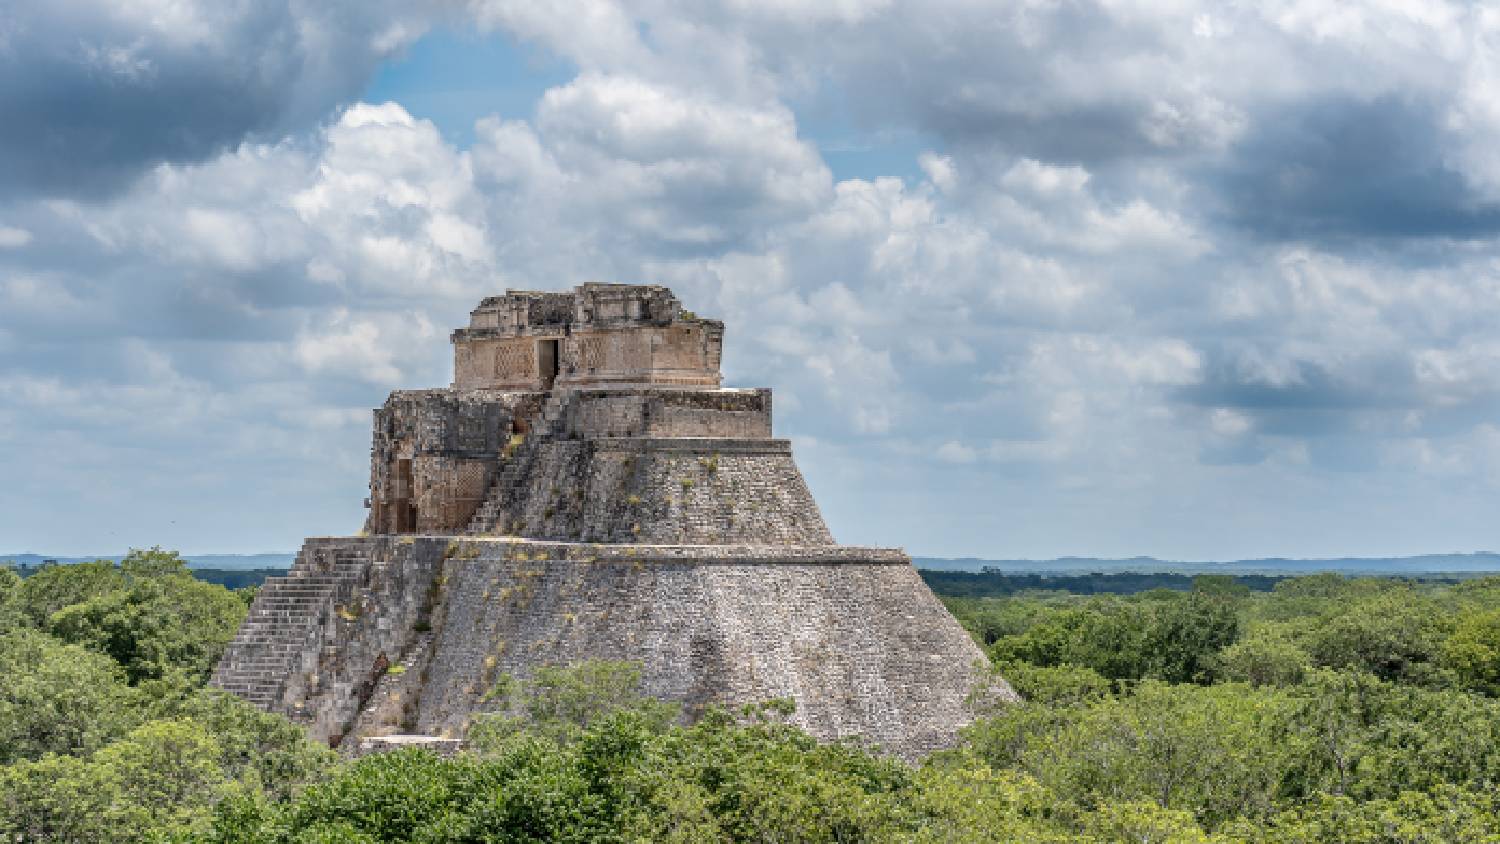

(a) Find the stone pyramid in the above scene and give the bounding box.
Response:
[213,283,1013,758]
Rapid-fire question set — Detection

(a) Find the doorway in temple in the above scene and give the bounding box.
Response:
[538,339,560,390]
[394,458,415,533]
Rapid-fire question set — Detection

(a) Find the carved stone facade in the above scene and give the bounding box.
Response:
[213,282,1015,761]
[366,390,542,535]
[451,283,723,391]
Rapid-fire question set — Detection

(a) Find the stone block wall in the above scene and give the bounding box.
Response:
[450,284,724,391]
[216,537,1006,761]
[453,337,539,391]
[561,388,772,439]
[466,437,834,545]
[467,290,573,333]
[584,326,728,390]
[368,390,544,534]
[417,541,998,759]
[212,537,448,745]
[370,385,805,541]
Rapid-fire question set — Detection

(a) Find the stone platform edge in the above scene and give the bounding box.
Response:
[301,535,909,565]
[584,436,791,453]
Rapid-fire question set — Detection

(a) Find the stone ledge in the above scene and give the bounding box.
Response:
[586,437,791,453]
[352,735,465,758]
[303,535,909,565]
[565,386,765,397]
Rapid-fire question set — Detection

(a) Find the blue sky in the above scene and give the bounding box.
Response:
[2,1,1499,559]
[363,28,937,183]
[363,31,575,149]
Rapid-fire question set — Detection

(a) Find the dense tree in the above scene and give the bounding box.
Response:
[0,751,116,844]
[1224,786,1500,844]
[12,555,1500,842]
[470,659,679,749]
[0,567,20,626]
[47,566,247,683]
[1439,608,1500,696]
[0,553,329,843]
[903,760,1075,843]
[0,628,139,763]
[1215,625,1310,687]
[216,706,925,842]
[1142,592,1240,683]
[171,690,335,801]
[1303,592,1450,683]
[7,558,125,628]
[0,720,227,843]
[967,681,1305,828]
[990,661,1114,706]
[987,592,1239,685]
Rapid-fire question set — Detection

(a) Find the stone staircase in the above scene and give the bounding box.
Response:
[343,630,436,745]
[464,438,544,535]
[212,545,374,713]
[537,390,569,437]
[464,391,568,535]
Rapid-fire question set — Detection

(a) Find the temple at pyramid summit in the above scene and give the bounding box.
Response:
[213,282,1013,758]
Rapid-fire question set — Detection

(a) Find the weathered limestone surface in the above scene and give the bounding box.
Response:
[212,537,447,744]
[367,390,543,535]
[453,284,723,391]
[417,539,989,759]
[214,282,1016,760]
[465,436,833,545]
[221,537,993,759]
[556,387,772,439]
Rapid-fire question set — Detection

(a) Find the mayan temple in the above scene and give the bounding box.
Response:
[213,283,1012,758]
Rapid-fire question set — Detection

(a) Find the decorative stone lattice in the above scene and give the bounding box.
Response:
[577,335,606,370]
[492,340,534,380]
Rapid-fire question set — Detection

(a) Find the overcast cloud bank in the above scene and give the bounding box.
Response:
[2,0,1498,559]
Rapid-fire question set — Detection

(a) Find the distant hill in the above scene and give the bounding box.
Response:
[913,552,1500,575]
[8,550,1500,577]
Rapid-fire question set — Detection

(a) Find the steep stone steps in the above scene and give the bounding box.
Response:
[538,391,568,435]
[211,545,378,713]
[466,435,547,535]
[464,390,574,536]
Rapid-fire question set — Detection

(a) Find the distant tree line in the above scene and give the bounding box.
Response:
[919,569,1289,597]
[7,562,285,591]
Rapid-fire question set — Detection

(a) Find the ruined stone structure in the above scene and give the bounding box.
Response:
[213,283,1012,759]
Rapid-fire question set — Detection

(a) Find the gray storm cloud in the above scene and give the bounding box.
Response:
[0,0,434,197]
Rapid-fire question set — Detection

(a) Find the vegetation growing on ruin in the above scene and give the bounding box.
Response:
[7,554,1500,840]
